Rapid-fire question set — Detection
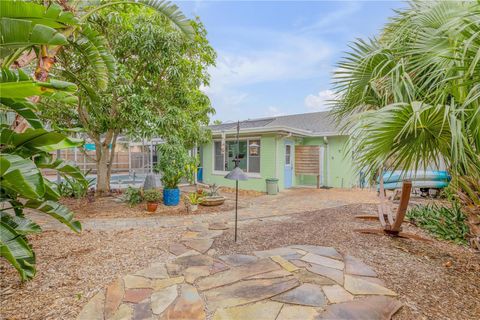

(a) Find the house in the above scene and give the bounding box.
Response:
[198,111,357,192]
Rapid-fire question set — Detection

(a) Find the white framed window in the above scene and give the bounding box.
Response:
[285,145,291,165]
[213,138,261,173]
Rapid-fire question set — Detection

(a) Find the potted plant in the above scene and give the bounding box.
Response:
[187,192,202,212]
[200,183,226,206]
[144,189,161,212]
[155,143,196,206]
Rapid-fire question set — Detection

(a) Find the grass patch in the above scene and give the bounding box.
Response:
[407,203,470,245]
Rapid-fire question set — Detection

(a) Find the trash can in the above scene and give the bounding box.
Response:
[266,178,279,195]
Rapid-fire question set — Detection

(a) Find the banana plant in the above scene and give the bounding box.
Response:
[1,0,193,86]
[0,67,86,280]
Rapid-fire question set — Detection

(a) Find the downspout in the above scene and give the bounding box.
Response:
[273,136,278,191]
[324,136,329,187]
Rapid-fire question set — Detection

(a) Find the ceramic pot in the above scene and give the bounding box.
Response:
[163,188,180,206]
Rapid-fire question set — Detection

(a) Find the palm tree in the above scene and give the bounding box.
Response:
[332,0,480,248]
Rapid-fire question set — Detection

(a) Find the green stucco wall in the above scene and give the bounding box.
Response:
[294,136,356,188]
[201,135,278,192]
[200,134,356,191]
[327,136,356,188]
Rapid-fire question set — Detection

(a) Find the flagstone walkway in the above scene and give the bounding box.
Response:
[77,218,402,320]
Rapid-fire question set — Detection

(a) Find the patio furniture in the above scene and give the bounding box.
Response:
[355,176,430,241]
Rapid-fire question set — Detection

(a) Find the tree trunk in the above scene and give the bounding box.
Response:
[94,131,119,196]
[95,143,111,195]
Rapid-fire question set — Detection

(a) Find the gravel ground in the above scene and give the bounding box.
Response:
[0,226,182,320]
[213,204,480,320]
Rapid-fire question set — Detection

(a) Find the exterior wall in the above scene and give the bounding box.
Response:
[295,136,356,188]
[201,135,278,192]
[295,137,326,187]
[200,133,357,191]
[326,136,356,188]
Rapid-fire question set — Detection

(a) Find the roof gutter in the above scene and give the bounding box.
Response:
[211,126,344,137]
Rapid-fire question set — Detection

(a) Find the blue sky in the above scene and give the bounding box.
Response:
[177,1,405,122]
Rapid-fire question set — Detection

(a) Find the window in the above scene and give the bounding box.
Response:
[214,141,224,171]
[248,140,260,173]
[285,145,291,165]
[214,139,261,173]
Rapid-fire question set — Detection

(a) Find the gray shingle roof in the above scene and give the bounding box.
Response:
[210,111,340,135]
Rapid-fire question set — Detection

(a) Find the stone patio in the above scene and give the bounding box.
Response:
[77,218,402,320]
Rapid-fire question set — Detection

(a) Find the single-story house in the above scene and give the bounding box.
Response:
[198,111,358,192]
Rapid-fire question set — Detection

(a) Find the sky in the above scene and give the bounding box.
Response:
[177,0,405,122]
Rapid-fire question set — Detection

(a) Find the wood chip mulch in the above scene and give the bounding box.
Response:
[0,226,182,320]
[213,203,480,320]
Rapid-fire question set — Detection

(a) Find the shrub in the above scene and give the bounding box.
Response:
[144,189,161,203]
[155,143,197,189]
[122,187,142,206]
[407,203,470,245]
[58,175,95,199]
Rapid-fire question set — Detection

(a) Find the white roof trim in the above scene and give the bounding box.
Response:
[211,126,343,137]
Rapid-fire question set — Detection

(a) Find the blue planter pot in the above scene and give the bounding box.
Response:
[163,188,180,206]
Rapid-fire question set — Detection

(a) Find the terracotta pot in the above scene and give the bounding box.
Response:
[146,202,158,213]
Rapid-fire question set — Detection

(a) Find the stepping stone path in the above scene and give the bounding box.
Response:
[77,221,402,320]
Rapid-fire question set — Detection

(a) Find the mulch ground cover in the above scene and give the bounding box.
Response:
[0,226,181,320]
[62,187,263,220]
[213,203,480,320]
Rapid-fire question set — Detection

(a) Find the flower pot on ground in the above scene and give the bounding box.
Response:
[146,202,158,212]
[155,142,197,207]
[187,192,202,212]
[200,183,226,206]
[163,188,180,206]
[144,189,161,212]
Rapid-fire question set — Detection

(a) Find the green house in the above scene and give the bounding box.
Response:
[198,111,358,192]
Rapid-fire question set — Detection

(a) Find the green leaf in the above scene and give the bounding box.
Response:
[0,221,36,281]
[75,25,116,90]
[43,179,61,201]
[1,128,83,153]
[0,97,43,129]
[37,158,87,186]
[25,200,82,233]
[0,153,45,199]
[0,68,77,99]
[0,213,42,235]
[0,18,68,49]
[81,0,194,38]
[0,1,78,28]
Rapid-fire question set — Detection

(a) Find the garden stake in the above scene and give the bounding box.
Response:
[224,121,248,242]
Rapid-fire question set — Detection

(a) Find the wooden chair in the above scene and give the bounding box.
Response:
[355,176,430,241]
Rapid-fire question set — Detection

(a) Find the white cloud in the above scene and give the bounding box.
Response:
[300,2,362,34]
[265,106,285,117]
[210,34,332,88]
[206,29,333,120]
[305,89,336,112]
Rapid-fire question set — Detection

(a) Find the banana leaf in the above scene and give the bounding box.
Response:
[0,221,36,281]
[0,153,45,199]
